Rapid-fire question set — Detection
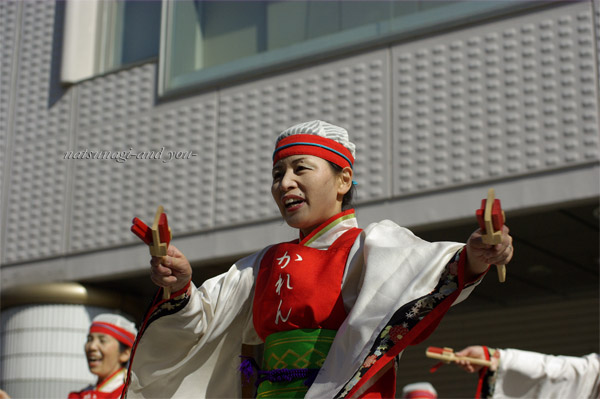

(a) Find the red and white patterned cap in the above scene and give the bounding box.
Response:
[89,313,137,348]
[273,120,356,169]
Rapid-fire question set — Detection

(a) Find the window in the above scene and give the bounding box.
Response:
[159,0,540,97]
[61,0,161,84]
[100,0,162,71]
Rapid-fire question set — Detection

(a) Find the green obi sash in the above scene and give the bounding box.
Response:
[256,329,337,398]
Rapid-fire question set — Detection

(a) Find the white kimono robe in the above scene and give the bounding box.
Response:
[491,349,600,399]
[126,211,482,398]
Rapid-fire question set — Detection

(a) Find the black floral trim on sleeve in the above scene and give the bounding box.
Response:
[335,249,465,398]
[144,289,191,328]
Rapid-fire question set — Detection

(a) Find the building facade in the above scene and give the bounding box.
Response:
[1,1,599,397]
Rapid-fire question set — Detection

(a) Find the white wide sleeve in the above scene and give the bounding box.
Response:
[127,249,267,399]
[307,220,466,398]
[494,348,600,399]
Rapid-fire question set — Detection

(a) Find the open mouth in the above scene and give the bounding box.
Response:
[284,197,305,209]
[87,356,102,367]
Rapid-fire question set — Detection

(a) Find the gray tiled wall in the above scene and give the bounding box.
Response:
[3,1,72,263]
[391,4,599,196]
[70,82,219,253]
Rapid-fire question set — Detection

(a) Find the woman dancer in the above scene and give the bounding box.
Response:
[126,120,513,398]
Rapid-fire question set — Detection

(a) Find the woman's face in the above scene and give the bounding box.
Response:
[271,154,351,236]
[85,333,130,383]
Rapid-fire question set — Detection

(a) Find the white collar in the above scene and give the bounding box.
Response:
[97,367,126,392]
[299,210,358,249]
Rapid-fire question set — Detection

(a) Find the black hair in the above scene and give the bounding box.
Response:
[118,342,128,353]
[328,162,356,210]
[118,342,132,367]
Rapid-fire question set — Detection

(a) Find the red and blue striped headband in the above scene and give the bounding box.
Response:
[90,321,136,347]
[273,134,354,169]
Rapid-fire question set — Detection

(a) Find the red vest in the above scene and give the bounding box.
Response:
[253,224,396,398]
[253,228,362,341]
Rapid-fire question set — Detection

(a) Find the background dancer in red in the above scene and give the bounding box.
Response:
[69,314,137,399]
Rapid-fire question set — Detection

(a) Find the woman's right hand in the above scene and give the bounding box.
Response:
[150,245,192,293]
